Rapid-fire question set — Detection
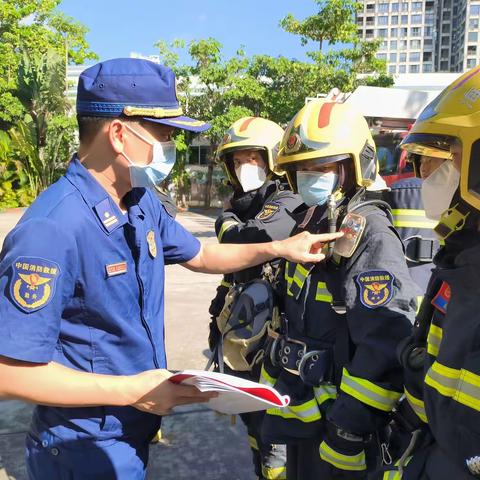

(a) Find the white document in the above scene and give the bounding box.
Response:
[169,370,290,415]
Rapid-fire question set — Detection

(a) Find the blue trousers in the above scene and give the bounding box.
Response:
[26,433,149,480]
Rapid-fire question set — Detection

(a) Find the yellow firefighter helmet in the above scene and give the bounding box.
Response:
[275,99,376,193]
[400,66,480,212]
[216,117,285,190]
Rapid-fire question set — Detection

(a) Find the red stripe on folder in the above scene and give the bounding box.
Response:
[169,374,284,406]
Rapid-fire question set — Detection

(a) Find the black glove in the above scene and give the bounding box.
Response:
[208,317,222,352]
[208,283,230,317]
[319,422,367,479]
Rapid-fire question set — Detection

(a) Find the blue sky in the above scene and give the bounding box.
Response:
[57,0,317,65]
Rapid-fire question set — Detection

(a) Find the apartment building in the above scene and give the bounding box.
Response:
[357,0,480,74]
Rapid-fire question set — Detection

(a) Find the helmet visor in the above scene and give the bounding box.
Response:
[467,139,480,202]
[400,133,455,159]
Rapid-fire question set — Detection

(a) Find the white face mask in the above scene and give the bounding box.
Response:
[122,124,176,189]
[421,161,460,220]
[235,163,267,192]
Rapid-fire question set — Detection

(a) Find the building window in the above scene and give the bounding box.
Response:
[423,64,433,73]
[423,51,433,61]
[468,45,477,55]
[470,18,479,29]
[410,52,421,62]
[399,65,406,73]
[471,5,480,16]
[400,40,408,50]
[378,16,388,25]
[378,3,389,12]
[411,14,422,24]
[378,28,388,38]
[442,24,450,33]
[425,26,433,36]
[410,40,422,49]
[377,53,387,61]
[392,3,399,12]
[390,40,398,49]
[440,61,449,70]
[424,38,433,46]
[399,52,407,62]
[381,40,388,49]
[468,59,478,69]
[401,14,409,24]
[443,11,451,20]
[389,65,397,74]
[412,1,423,11]
[391,15,399,25]
[401,2,409,12]
[469,32,478,42]
[401,27,408,36]
[411,27,422,36]
[390,52,397,62]
[409,65,420,73]
[441,36,450,45]
[390,27,398,37]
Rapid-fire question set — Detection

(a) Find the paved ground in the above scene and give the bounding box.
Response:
[0,208,255,480]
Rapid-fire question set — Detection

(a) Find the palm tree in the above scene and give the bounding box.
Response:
[9,49,73,195]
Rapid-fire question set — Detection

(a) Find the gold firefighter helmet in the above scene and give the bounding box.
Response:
[400,66,480,212]
[216,117,285,190]
[275,99,376,193]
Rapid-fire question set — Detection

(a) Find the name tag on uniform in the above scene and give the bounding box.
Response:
[106,261,128,277]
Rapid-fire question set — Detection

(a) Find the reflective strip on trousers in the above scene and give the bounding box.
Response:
[217,220,238,242]
[220,279,232,288]
[248,434,259,450]
[340,368,402,412]
[314,384,337,405]
[261,465,287,480]
[267,398,321,423]
[319,441,366,471]
[404,388,428,423]
[391,209,438,229]
[425,361,480,412]
[260,365,277,387]
[315,281,333,303]
[427,323,443,357]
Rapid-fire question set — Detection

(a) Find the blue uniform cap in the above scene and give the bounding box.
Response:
[76,58,210,133]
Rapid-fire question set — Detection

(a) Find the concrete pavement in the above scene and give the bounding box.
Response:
[0,208,255,480]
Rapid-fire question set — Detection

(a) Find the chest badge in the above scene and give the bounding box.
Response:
[356,270,395,309]
[256,203,279,221]
[147,230,157,258]
[10,257,61,313]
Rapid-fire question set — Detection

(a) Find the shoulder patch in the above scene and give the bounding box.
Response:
[431,281,450,314]
[356,270,395,309]
[10,257,61,313]
[256,203,280,221]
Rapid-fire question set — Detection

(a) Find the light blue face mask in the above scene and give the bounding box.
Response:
[297,171,338,207]
[123,125,176,189]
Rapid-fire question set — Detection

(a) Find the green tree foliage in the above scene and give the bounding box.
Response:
[0,0,97,127]
[280,0,393,90]
[9,50,76,196]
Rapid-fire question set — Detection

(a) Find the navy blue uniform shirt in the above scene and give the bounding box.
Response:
[0,156,200,442]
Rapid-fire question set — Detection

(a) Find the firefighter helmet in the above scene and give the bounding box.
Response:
[275,99,376,193]
[216,117,285,190]
[400,66,480,211]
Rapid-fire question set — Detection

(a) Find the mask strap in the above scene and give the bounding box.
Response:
[124,123,155,147]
